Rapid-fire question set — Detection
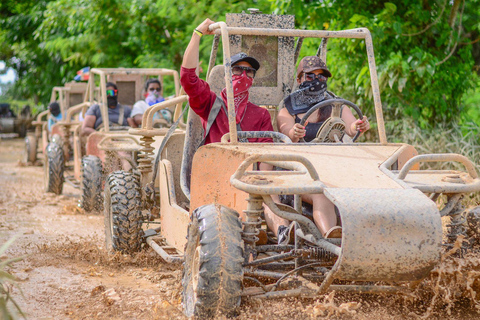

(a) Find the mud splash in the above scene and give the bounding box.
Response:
[36,235,171,269]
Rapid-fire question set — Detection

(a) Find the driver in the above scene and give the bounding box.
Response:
[278,56,369,142]
[180,18,273,144]
[81,82,132,137]
[266,56,370,243]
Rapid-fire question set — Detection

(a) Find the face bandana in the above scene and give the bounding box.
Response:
[107,96,118,108]
[221,71,253,124]
[145,92,165,106]
[284,79,328,115]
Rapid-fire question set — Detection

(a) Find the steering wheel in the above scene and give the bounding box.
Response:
[220,131,292,143]
[299,98,363,143]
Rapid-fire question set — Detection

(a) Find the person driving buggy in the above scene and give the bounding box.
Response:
[81,82,132,137]
[265,56,371,243]
[47,101,63,131]
[279,56,370,142]
[180,18,273,144]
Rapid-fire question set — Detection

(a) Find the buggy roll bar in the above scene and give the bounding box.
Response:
[208,23,387,144]
[398,154,479,180]
[87,68,181,132]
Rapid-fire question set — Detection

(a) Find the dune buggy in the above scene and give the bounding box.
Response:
[104,11,480,319]
[44,68,183,214]
[25,81,87,164]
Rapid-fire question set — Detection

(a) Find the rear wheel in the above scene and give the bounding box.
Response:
[182,204,244,318]
[81,155,104,213]
[24,134,37,163]
[466,206,480,245]
[44,142,64,194]
[104,171,143,253]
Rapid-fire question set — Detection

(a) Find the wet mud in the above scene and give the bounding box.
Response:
[1,138,480,319]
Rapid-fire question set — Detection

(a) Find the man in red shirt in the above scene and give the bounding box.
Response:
[180,18,273,144]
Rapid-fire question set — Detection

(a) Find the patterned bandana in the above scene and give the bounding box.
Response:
[221,71,253,124]
[145,92,165,106]
[284,79,328,115]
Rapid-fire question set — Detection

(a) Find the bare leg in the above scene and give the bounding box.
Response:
[258,163,290,236]
[264,194,289,236]
[302,193,337,236]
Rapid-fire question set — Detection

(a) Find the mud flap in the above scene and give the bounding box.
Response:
[324,188,442,282]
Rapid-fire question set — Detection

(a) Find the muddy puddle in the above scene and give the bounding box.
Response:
[1,138,480,319]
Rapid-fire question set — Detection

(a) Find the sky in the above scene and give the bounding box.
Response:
[0,61,16,84]
[0,61,16,95]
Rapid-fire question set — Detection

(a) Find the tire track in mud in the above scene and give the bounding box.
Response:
[2,138,480,319]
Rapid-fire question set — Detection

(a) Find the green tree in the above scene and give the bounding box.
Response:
[2,0,479,127]
[272,0,480,126]
[0,0,81,105]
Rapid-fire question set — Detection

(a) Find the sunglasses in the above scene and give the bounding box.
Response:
[232,66,256,78]
[148,87,161,92]
[304,73,328,82]
[106,89,118,96]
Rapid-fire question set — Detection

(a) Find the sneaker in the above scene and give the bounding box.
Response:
[277,224,295,245]
[325,226,342,239]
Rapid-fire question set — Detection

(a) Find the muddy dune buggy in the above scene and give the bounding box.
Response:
[44,68,183,214]
[25,81,87,164]
[103,12,480,318]
[0,103,32,138]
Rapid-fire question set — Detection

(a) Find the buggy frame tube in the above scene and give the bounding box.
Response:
[208,24,387,144]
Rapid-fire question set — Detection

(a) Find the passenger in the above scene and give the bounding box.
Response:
[180,18,273,144]
[266,56,371,243]
[81,82,131,136]
[47,102,62,131]
[130,78,172,128]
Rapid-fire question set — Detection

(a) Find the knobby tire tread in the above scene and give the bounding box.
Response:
[46,142,64,194]
[81,155,103,213]
[104,171,143,253]
[182,204,244,318]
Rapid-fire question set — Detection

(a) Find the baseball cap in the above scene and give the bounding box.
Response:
[297,56,332,78]
[49,102,61,117]
[230,52,260,71]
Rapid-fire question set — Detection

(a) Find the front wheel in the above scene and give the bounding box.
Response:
[104,171,143,253]
[182,204,244,318]
[81,155,104,213]
[24,134,37,163]
[44,142,64,194]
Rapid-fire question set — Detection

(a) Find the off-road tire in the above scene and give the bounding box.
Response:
[182,204,244,318]
[104,171,143,253]
[24,134,37,163]
[44,142,64,194]
[81,155,103,213]
[465,206,480,245]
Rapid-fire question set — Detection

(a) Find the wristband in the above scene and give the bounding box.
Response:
[194,29,203,38]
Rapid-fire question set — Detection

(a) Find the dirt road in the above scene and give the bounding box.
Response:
[1,138,480,319]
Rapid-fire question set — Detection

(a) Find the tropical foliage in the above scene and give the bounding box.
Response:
[1,0,479,127]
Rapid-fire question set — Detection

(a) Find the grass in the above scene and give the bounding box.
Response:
[0,236,25,320]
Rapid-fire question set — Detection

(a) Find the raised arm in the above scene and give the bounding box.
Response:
[182,19,216,69]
